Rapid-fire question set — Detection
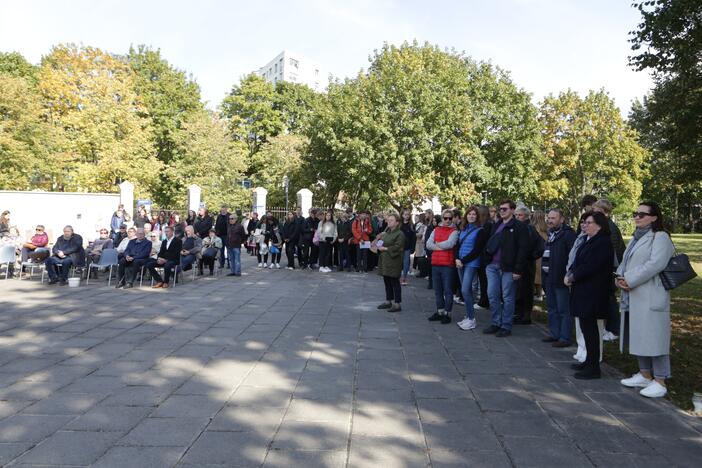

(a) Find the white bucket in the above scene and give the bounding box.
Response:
[67,277,80,288]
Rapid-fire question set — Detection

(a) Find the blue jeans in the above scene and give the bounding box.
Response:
[432,265,455,312]
[45,256,74,281]
[460,265,478,320]
[227,247,241,275]
[545,281,571,343]
[180,254,196,271]
[402,250,411,278]
[219,236,227,268]
[486,263,517,330]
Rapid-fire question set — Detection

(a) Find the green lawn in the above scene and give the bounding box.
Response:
[534,234,702,411]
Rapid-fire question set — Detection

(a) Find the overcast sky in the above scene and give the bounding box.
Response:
[1,0,652,115]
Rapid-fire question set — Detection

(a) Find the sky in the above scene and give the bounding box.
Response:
[0,0,652,115]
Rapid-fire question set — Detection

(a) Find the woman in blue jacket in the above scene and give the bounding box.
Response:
[455,206,488,330]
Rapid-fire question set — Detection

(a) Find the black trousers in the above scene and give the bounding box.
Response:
[605,290,620,335]
[383,276,402,303]
[285,241,296,268]
[319,242,332,268]
[515,262,536,320]
[297,238,309,267]
[145,258,177,283]
[310,244,319,265]
[581,315,601,371]
[118,258,148,284]
[477,264,489,307]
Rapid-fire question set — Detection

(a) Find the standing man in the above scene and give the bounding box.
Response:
[307,209,320,269]
[514,206,544,325]
[337,211,353,271]
[214,205,229,270]
[225,213,246,276]
[294,207,310,269]
[116,227,151,289]
[540,209,577,346]
[45,226,85,285]
[482,199,530,337]
[146,226,182,288]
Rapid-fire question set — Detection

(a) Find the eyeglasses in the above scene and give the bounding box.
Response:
[632,211,652,219]
[35,228,43,232]
[583,221,595,225]
[100,230,108,234]
[499,207,510,212]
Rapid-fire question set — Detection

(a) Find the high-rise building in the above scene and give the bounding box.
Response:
[257,50,326,92]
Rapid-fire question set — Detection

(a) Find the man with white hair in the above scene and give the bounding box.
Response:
[45,226,85,285]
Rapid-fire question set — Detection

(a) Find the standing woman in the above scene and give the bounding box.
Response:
[281,212,299,270]
[186,210,197,226]
[617,202,675,398]
[413,214,427,275]
[134,206,150,229]
[531,210,549,300]
[426,210,459,324]
[400,209,416,286]
[376,213,405,312]
[567,213,593,363]
[455,206,489,330]
[565,212,614,380]
[317,210,337,273]
[476,206,493,309]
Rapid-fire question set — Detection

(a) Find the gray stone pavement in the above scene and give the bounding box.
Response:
[0,255,700,467]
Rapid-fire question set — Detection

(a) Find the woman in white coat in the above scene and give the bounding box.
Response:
[616,201,674,398]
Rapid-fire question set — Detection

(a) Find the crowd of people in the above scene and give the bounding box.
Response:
[0,196,677,397]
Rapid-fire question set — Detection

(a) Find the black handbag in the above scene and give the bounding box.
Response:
[659,253,697,291]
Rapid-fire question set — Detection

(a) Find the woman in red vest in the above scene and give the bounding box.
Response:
[426,209,459,324]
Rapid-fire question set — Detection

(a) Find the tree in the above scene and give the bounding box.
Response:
[0,52,38,84]
[251,134,310,207]
[304,42,541,210]
[0,74,54,189]
[629,0,702,184]
[169,110,249,209]
[38,44,161,194]
[220,74,284,162]
[126,46,204,205]
[538,90,648,219]
[273,81,322,134]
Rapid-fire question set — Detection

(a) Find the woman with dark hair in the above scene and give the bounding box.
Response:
[565,212,614,380]
[134,206,150,229]
[400,209,416,285]
[616,201,675,398]
[376,212,405,312]
[455,206,489,330]
[267,216,283,269]
[568,213,592,363]
[281,211,299,269]
[194,208,213,238]
[317,210,337,273]
[186,210,197,226]
[475,206,493,309]
[172,213,186,239]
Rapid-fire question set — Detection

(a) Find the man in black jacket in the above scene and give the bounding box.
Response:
[514,206,544,325]
[145,226,182,288]
[541,209,577,346]
[45,226,85,285]
[482,199,530,337]
[225,214,246,276]
[214,206,229,269]
[294,207,310,269]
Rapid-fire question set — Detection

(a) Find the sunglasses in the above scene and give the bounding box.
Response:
[100,231,108,234]
[632,211,652,219]
[499,207,510,212]
[442,217,452,221]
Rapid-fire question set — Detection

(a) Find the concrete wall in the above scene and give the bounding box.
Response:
[0,191,121,246]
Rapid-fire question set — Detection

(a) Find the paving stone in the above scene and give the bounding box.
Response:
[118,417,209,446]
[22,393,103,415]
[423,420,502,452]
[0,442,32,465]
[13,430,123,465]
[92,446,186,468]
[348,434,429,468]
[150,394,224,418]
[273,420,350,450]
[473,389,540,412]
[262,449,347,467]
[430,449,512,468]
[181,430,267,466]
[64,405,151,432]
[502,435,593,467]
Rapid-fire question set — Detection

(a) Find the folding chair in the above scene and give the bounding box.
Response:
[86,248,119,286]
[0,246,16,280]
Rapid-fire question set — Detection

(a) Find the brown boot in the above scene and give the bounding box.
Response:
[152,282,163,288]
[161,283,169,289]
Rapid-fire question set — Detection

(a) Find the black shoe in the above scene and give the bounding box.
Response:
[209,271,214,276]
[513,318,532,325]
[495,328,512,337]
[574,368,601,380]
[552,341,571,348]
[428,312,442,322]
[377,302,392,309]
[388,303,402,313]
[542,337,558,343]
[59,280,67,286]
[427,282,433,290]
[123,283,133,289]
[570,362,587,371]
[226,273,236,276]
[440,314,452,324]
[483,325,500,334]
[197,270,204,276]
[48,279,59,285]
[115,280,125,289]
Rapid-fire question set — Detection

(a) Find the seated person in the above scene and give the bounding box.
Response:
[145,226,182,289]
[148,231,162,258]
[45,225,85,285]
[116,227,152,289]
[113,223,128,247]
[87,228,114,270]
[116,227,136,257]
[21,225,50,272]
[199,228,222,276]
[180,225,202,271]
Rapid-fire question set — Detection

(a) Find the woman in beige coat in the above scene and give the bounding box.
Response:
[616,201,674,398]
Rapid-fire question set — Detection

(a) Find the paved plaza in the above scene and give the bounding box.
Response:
[0,256,700,467]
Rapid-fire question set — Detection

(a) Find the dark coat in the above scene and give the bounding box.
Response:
[214,213,229,237]
[194,215,213,238]
[569,232,614,319]
[377,227,405,278]
[157,236,183,262]
[485,218,530,274]
[226,223,246,248]
[281,220,299,242]
[52,234,86,266]
[608,218,625,264]
[542,224,577,289]
[400,221,416,253]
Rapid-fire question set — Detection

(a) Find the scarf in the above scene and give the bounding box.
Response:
[633,226,652,241]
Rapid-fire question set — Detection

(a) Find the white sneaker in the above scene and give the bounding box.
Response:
[474,304,485,310]
[573,352,586,363]
[276,263,281,269]
[286,266,293,270]
[268,263,274,269]
[453,295,464,305]
[257,263,263,268]
[640,380,667,398]
[458,318,477,330]
[621,372,653,388]
[602,331,619,342]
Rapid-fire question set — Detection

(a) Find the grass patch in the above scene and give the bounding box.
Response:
[534,234,702,412]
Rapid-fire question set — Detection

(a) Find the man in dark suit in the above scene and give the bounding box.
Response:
[116,227,152,289]
[145,225,182,288]
[45,225,85,285]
